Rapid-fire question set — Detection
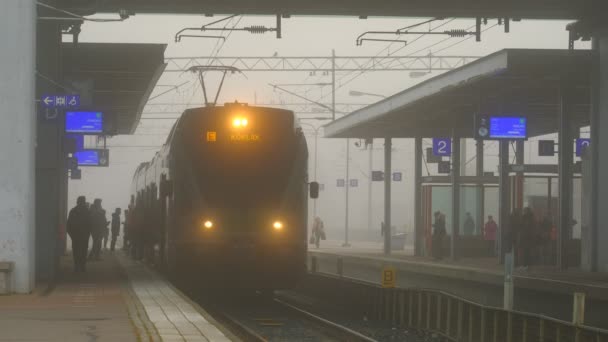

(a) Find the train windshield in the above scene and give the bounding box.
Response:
[184,107,299,209]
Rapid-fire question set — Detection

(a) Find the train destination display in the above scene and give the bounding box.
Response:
[475,115,527,140]
[65,111,104,133]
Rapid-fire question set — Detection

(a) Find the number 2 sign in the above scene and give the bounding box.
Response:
[433,138,452,157]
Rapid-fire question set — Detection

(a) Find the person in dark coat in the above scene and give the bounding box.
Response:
[432,211,446,260]
[463,212,475,236]
[88,199,106,260]
[110,208,121,251]
[518,207,536,269]
[67,196,92,272]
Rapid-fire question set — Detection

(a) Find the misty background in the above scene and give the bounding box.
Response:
[67,15,589,243]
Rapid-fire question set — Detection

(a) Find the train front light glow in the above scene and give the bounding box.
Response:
[273,221,284,231]
[203,220,213,229]
[232,117,248,128]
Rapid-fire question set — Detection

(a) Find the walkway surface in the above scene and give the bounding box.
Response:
[311,240,608,297]
[0,251,233,342]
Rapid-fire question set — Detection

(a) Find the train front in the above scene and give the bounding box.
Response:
[175,104,309,289]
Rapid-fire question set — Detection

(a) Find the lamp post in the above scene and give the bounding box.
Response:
[349,90,386,233]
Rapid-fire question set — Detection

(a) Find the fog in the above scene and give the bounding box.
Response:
[67,15,589,245]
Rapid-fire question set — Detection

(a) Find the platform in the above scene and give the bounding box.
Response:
[309,239,608,329]
[0,252,233,342]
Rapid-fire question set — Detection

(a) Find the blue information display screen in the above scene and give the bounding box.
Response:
[489,117,527,139]
[65,111,103,133]
[74,150,100,166]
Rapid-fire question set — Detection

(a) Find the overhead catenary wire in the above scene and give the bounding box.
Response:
[37,1,127,22]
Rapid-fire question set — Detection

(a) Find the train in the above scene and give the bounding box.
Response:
[128,103,318,290]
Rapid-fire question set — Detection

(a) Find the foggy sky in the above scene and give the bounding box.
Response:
[68,15,589,236]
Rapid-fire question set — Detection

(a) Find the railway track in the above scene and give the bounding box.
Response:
[202,292,378,342]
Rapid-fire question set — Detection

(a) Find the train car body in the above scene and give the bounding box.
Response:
[130,104,309,289]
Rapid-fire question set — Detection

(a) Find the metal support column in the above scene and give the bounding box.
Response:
[451,133,461,260]
[590,28,608,272]
[498,141,511,264]
[384,138,392,255]
[515,140,525,210]
[367,140,373,232]
[0,0,37,293]
[414,137,423,256]
[476,140,485,237]
[558,82,574,270]
[343,139,351,247]
[312,131,318,218]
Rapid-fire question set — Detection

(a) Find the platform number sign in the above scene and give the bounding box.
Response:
[392,172,402,182]
[382,266,396,288]
[433,138,451,156]
[337,179,345,187]
[576,138,591,157]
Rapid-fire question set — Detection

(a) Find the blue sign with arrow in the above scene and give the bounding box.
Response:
[41,94,80,108]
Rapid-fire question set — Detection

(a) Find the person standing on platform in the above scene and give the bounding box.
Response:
[484,215,498,255]
[110,208,122,252]
[67,196,92,273]
[518,207,536,269]
[463,212,475,236]
[311,217,325,248]
[504,208,521,262]
[432,211,446,260]
[102,209,110,250]
[88,199,106,261]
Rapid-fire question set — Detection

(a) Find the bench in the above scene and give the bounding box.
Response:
[0,262,13,294]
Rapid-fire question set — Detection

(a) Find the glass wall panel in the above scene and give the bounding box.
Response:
[431,186,452,235]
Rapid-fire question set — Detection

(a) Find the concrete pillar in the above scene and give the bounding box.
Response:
[35,16,64,281]
[451,132,461,260]
[414,137,423,256]
[558,82,574,270]
[590,29,608,272]
[384,138,392,255]
[0,0,37,293]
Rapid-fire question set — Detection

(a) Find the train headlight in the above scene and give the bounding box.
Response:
[232,117,248,128]
[203,220,214,229]
[273,221,284,231]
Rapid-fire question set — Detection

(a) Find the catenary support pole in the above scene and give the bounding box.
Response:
[384,138,392,255]
[0,0,36,293]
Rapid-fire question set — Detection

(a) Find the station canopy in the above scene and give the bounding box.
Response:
[324,49,592,139]
[62,43,167,134]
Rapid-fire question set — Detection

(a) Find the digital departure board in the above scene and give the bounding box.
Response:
[65,111,104,133]
[73,149,109,167]
[475,115,527,140]
[74,150,99,166]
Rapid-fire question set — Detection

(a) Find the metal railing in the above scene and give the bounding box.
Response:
[309,256,608,342]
